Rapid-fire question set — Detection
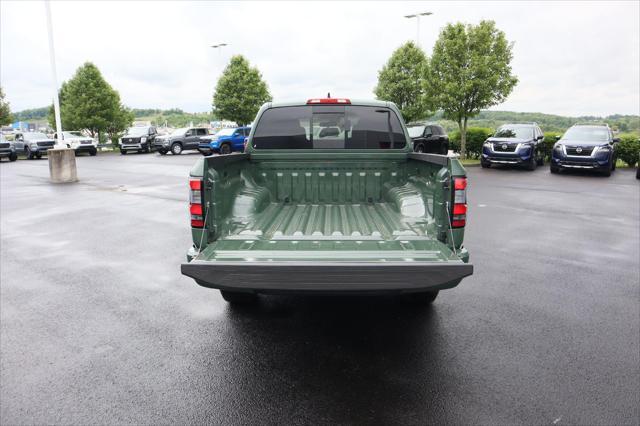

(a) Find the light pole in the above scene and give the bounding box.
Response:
[44,0,77,183]
[404,11,433,49]
[210,43,228,57]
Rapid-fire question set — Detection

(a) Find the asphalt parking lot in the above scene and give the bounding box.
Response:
[1,153,638,425]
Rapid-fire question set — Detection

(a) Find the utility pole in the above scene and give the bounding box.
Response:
[404,11,433,49]
[44,0,77,183]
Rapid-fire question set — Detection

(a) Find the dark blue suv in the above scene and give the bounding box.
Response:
[198,126,250,155]
[481,123,545,170]
[550,124,619,176]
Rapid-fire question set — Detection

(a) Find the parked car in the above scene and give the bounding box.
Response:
[181,98,473,305]
[120,126,158,155]
[198,126,250,155]
[407,123,449,154]
[0,134,18,162]
[13,132,55,159]
[481,123,545,170]
[54,131,97,156]
[551,124,618,176]
[154,127,209,155]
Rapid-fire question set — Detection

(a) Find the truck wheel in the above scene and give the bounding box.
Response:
[550,164,560,174]
[415,143,425,153]
[36,152,42,159]
[9,152,17,162]
[171,143,183,155]
[220,143,231,155]
[526,154,537,171]
[158,149,167,155]
[403,290,439,304]
[442,143,449,155]
[481,159,490,168]
[89,148,97,156]
[220,290,257,304]
[611,157,617,171]
[25,147,34,160]
[536,155,544,166]
[120,149,127,155]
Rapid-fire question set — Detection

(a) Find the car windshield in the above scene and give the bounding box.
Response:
[252,105,406,150]
[216,128,236,137]
[24,132,49,140]
[562,126,609,142]
[407,125,426,138]
[494,126,534,139]
[127,127,149,136]
[62,131,84,138]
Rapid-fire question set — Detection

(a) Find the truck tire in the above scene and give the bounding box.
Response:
[220,290,257,304]
[526,154,537,171]
[536,154,544,166]
[220,143,231,155]
[36,152,42,159]
[158,149,167,155]
[89,148,97,156]
[481,158,490,168]
[415,143,425,153]
[9,152,17,162]
[171,143,183,155]
[403,290,439,304]
[25,147,35,160]
[550,164,560,174]
[120,149,127,155]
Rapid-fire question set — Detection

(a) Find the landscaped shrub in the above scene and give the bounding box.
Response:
[542,131,562,159]
[449,127,494,158]
[616,134,640,167]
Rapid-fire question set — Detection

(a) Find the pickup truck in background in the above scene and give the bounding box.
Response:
[407,122,450,154]
[181,98,473,305]
[154,127,210,155]
[54,131,98,156]
[198,126,251,155]
[13,132,55,159]
[0,134,18,162]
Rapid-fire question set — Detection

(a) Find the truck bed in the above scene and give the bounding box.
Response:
[182,153,472,293]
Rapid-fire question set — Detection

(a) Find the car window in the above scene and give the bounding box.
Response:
[195,129,207,136]
[252,105,406,150]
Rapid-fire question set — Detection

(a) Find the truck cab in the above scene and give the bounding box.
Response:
[407,123,449,154]
[198,126,251,155]
[181,99,473,305]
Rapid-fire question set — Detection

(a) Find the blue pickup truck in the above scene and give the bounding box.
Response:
[198,126,251,155]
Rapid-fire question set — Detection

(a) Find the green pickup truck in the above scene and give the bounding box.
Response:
[181,98,473,304]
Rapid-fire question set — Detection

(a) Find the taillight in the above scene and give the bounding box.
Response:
[189,178,204,228]
[306,98,351,104]
[452,177,467,228]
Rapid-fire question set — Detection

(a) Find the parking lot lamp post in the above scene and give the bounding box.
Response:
[404,11,433,49]
[44,0,77,183]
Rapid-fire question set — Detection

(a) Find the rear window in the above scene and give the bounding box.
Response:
[252,105,407,150]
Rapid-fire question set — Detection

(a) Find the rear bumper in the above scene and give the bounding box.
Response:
[181,260,473,294]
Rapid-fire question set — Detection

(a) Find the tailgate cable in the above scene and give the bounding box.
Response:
[445,201,458,257]
[195,204,210,261]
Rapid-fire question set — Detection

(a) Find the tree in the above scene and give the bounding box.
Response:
[48,62,132,139]
[0,86,12,125]
[426,20,518,158]
[212,55,272,125]
[374,41,431,123]
[106,103,135,144]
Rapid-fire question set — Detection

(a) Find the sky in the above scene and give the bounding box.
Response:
[1,1,639,117]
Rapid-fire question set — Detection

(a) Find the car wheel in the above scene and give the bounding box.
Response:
[611,156,616,171]
[526,154,537,171]
[158,149,167,155]
[550,164,560,174]
[9,152,17,162]
[25,147,34,160]
[220,290,257,304]
[442,143,449,155]
[536,154,544,166]
[220,143,232,155]
[415,143,425,153]
[171,143,183,155]
[89,148,97,156]
[402,290,439,305]
[120,149,127,155]
[481,158,491,168]
[35,152,42,159]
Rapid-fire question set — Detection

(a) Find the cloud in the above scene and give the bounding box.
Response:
[1,1,638,116]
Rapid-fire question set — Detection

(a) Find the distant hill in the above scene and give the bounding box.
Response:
[12,106,639,133]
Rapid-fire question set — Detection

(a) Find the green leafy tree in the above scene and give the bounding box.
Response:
[374,41,431,123]
[426,20,518,158]
[212,55,272,125]
[48,62,132,139]
[0,86,12,125]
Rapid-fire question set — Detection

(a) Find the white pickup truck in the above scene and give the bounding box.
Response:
[55,131,98,156]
